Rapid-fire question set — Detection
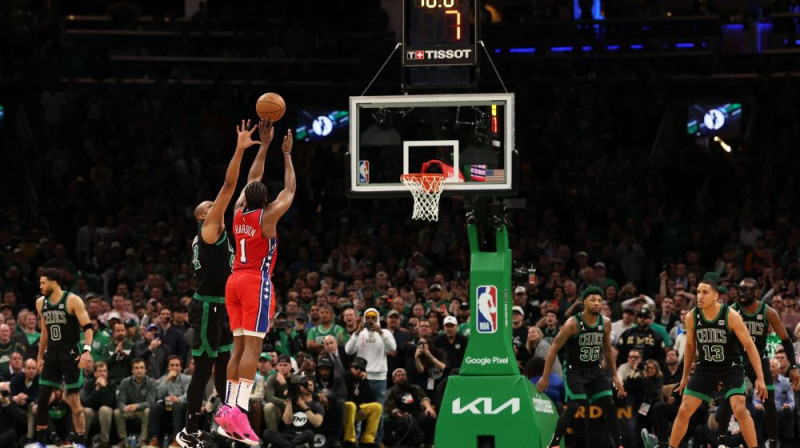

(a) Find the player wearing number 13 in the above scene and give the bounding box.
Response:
[35,268,94,448]
[537,286,626,448]
[668,280,768,448]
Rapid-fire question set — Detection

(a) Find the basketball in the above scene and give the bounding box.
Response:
[256,92,286,121]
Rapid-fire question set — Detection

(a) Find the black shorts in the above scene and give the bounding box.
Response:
[41,346,83,392]
[744,357,774,390]
[685,366,745,403]
[564,366,613,404]
[190,298,233,358]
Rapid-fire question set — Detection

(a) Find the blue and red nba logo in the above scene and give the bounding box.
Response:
[476,285,498,334]
[358,160,369,184]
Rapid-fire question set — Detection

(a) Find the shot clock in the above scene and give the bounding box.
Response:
[403,0,477,67]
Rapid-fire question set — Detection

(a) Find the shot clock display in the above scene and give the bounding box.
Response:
[403,0,476,67]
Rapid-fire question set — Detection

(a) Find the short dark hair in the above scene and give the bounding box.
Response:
[130,358,146,369]
[41,268,63,285]
[244,182,268,210]
[167,355,182,367]
[700,279,719,293]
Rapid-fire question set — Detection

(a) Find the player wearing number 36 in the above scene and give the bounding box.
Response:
[667,280,768,448]
[34,268,95,448]
[537,286,626,448]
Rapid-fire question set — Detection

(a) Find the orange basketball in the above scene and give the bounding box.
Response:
[256,92,286,121]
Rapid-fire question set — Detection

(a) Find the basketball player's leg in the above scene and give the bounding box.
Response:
[725,371,757,448]
[759,359,778,448]
[184,299,224,439]
[671,372,715,447]
[587,376,620,448]
[64,354,87,446]
[548,372,588,447]
[65,390,87,446]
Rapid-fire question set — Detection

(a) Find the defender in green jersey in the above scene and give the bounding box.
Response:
[717,278,800,448]
[669,280,767,448]
[35,268,94,448]
[178,119,272,448]
[538,286,626,448]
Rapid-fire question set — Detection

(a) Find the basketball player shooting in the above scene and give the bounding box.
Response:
[214,127,295,446]
[668,280,768,448]
[177,119,271,448]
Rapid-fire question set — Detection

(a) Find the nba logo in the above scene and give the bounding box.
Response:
[476,285,498,334]
[359,160,369,184]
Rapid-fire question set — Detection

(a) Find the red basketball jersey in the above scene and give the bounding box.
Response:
[232,208,278,274]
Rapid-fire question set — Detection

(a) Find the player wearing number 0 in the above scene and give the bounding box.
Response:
[668,280,768,448]
[214,128,295,446]
[537,286,626,448]
[715,278,800,448]
[34,268,94,448]
[175,119,272,448]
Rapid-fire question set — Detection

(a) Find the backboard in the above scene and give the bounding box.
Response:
[347,93,515,197]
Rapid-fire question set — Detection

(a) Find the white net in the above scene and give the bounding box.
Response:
[400,174,446,221]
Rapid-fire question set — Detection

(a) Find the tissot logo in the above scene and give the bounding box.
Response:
[452,397,519,415]
[406,49,473,61]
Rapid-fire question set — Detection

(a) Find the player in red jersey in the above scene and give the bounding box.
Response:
[214,128,295,446]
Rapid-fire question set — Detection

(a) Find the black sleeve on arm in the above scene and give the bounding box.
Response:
[781,338,797,369]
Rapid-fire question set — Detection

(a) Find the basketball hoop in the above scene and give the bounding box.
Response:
[400,173,446,221]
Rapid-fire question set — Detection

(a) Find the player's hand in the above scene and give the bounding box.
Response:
[424,407,437,418]
[37,358,44,373]
[790,368,800,390]
[754,378,768,402]
[77,351,91,369]
[236,119,260,150]
[258,119,274,146]
[536,376,549,393]
[282,129,293,154]
[677,377,688,395]
[614,377,626,399]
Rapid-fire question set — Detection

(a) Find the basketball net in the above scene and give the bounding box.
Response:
[400,173,446,222]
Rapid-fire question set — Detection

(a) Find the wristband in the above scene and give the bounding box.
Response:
[83,345,91,353]
[781,338,798,369]
[283,151,291,155]
[82,323,93,331]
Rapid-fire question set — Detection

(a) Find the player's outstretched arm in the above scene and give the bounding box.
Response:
[766,306,800,388]
[729,309,768,400]
[261,129,295,234]
[208,120,260,242]
[246,119,274,184]
[537,317,577,393]
[36,297,47,373]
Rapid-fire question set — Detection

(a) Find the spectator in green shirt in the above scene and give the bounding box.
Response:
[306,305,345,354]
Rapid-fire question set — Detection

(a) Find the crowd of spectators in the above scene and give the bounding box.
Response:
[3,1,800,448]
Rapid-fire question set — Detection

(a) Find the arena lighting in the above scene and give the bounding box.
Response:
[504,43,648,53]
[713,136,732,153]
[675,43,695,48]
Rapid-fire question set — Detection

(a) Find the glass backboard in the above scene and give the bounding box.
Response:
[347,93,515,197]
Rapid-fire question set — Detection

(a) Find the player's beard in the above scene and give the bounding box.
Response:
[42,286,53,297]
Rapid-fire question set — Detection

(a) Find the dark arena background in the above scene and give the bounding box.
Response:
[2,1,800,448]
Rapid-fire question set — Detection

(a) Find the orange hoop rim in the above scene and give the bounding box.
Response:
[400,173,446,193]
